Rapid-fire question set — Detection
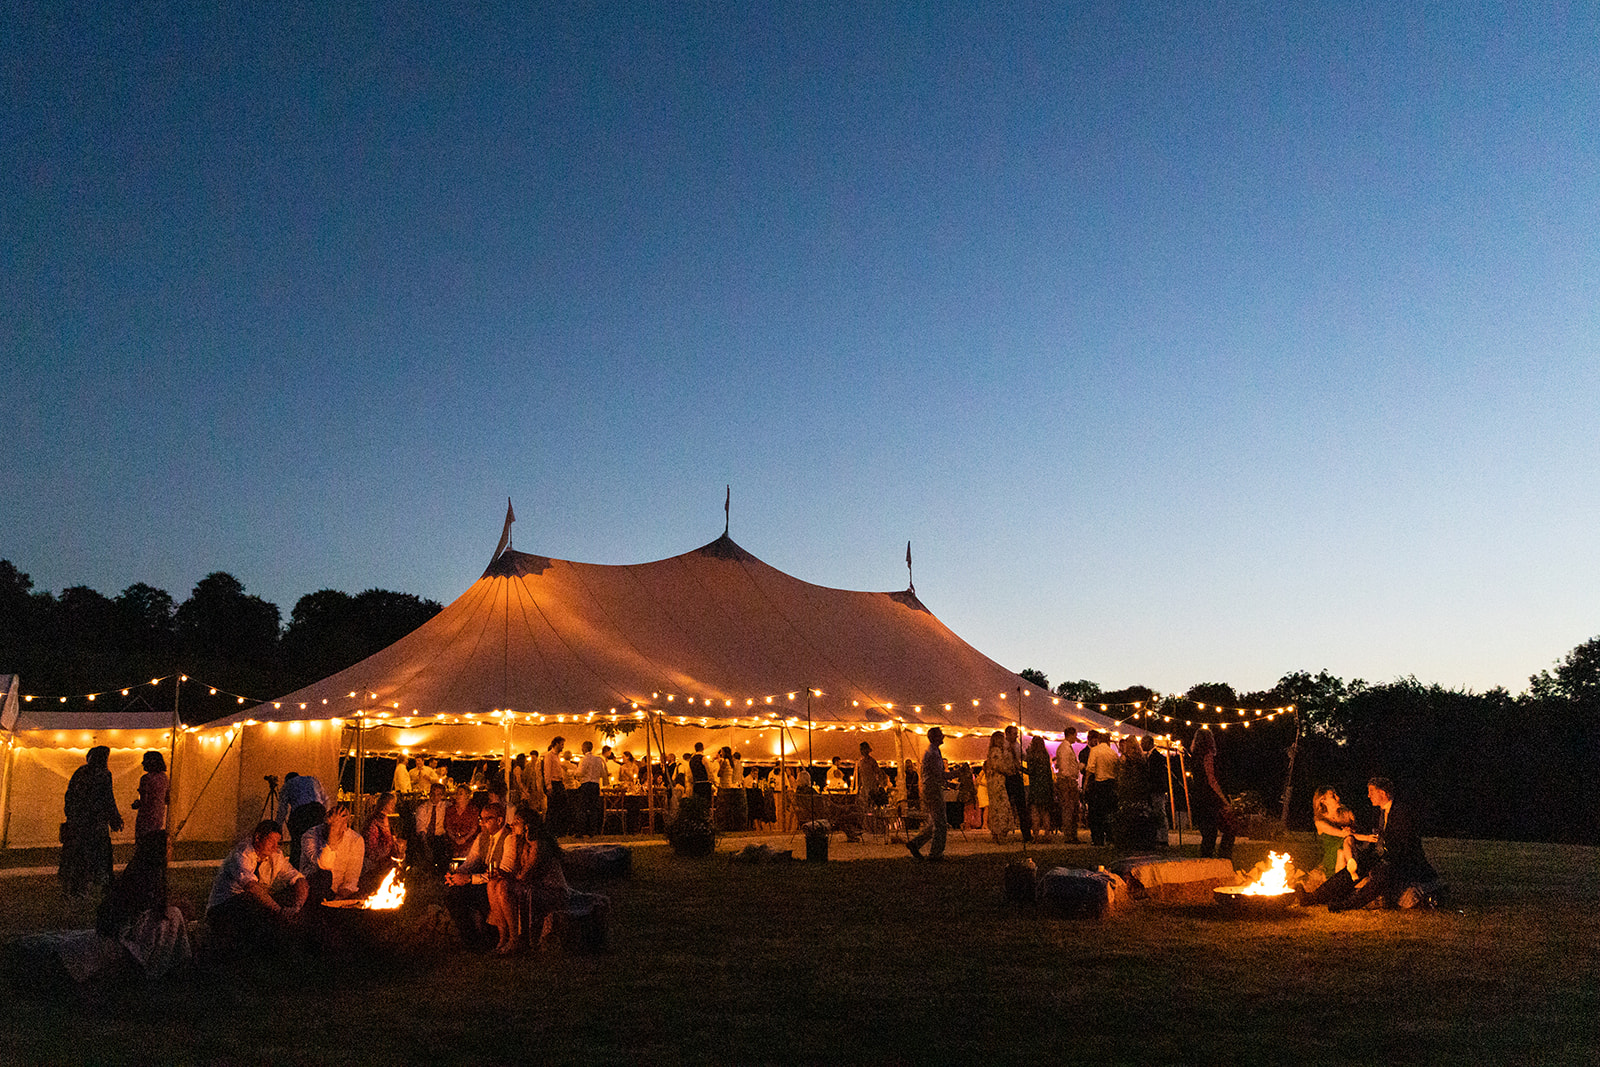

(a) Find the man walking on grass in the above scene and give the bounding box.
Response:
[906,728,948,861]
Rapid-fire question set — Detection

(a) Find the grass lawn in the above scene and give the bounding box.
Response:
[1,835,1595,1065]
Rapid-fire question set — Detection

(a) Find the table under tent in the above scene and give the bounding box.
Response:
[178,528,1150,842]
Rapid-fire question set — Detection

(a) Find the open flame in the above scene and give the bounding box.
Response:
[364,868,406,910]
[1239,851,1293,896]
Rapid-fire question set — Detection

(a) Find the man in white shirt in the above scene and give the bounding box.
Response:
[1055,728,1082,843]
[576,741,608,837]
[413,782,451,873]
[392,757,413,794]
[298,802,365,904]
[207,820,308,944]
[1084,732,1122,846]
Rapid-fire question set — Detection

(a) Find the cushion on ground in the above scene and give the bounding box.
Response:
[561,844,633,880]
[1036,867,1133,919]
[1115,857,1239,903]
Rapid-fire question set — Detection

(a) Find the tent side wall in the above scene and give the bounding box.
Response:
[1,734,159,848]
[233,719,343,841]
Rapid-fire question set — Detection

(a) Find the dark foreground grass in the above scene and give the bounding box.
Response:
[1,836,1595,1066]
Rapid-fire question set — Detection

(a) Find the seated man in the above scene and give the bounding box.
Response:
[298,802,365,905]
[1328,777,1438,912]
[443,802,515,950]
[206,820,308,946]
[412,782,452,873]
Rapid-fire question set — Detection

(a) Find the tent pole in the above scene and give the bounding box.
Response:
[1176,745,1193,846]
[1164,740,1180,847]
[806,689,814,773]
[643,712,655,837]
[168,674,182,842]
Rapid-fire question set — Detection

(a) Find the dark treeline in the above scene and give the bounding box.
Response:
[0,560,440,722]
[1023,651,1600,846]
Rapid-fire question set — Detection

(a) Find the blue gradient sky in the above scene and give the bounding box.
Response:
[5,2,1597,697]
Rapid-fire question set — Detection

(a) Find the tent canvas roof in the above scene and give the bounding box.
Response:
[221,534,1132,738]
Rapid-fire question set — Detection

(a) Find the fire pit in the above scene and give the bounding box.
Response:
[1213,851,1297,915]
[319,868,419,950]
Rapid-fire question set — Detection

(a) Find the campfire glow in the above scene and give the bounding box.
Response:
[1238,851,1292,896]
[364,868,406,910]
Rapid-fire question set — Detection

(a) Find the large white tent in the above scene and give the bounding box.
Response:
[204,531,1141,824]
[5,527,1144,845]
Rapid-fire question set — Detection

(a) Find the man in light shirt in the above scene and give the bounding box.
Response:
[576,741,608,837]
[298,802,365,904]
[413,782,451,873]
[1055,728,1082,843]
[1084,731,1121,846]
[207,821,308,945]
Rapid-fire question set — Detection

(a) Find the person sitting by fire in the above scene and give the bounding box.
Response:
[443,785,480,861]
[444,802,516,951]
[298,801,365,905]
[1328,777,1437,912]
[207,820,308,947]
[413,782,452,873]
[486,804,571,955]
[360,792,406,893]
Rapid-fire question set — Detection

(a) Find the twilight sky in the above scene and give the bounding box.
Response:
[4,1,1598,698]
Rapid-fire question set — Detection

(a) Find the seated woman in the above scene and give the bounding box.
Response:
[359,792,407,894]
[487,805,571,955]
[1298,787,1372,907]
[35,830,193,985]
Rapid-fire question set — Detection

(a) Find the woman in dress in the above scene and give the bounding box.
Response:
[132,750,169,840]
[1025,735,1057,838]
[51,829,192,983]
[360,792,406,892]
[1188,727,1234,859]
[984,732,1016,842]
[489,804,571,955]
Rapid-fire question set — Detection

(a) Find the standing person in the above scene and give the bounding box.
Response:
[1026,734,1057,838]
[132,750,170,841]
[360,792,406,892]
[906,729,949,861]
[856,741,887,807]
[542,737,569,836]
[1002,725,1033,843]
[1055,729,1082,843]
[391,757,413,795]
[276,771,329,869]
[688,742,713,801]
[1188,727,1234,859]
[1141,735,1171,847]
[1115,735,1151,847]
[983,732,1016,843]
[60,746,124,897]
[1328,778,1437,912]
[1084,731,1121,846]
[413,782,451,873]
[576,741,607,837]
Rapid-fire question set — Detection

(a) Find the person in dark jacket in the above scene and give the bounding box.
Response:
[59,746,124,897]
[1327,777,1436,911]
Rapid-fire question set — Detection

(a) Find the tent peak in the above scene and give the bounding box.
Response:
[695,532,753,562]
[482,548,554,579]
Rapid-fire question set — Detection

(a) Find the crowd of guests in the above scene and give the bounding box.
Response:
[32,730,1443,985]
